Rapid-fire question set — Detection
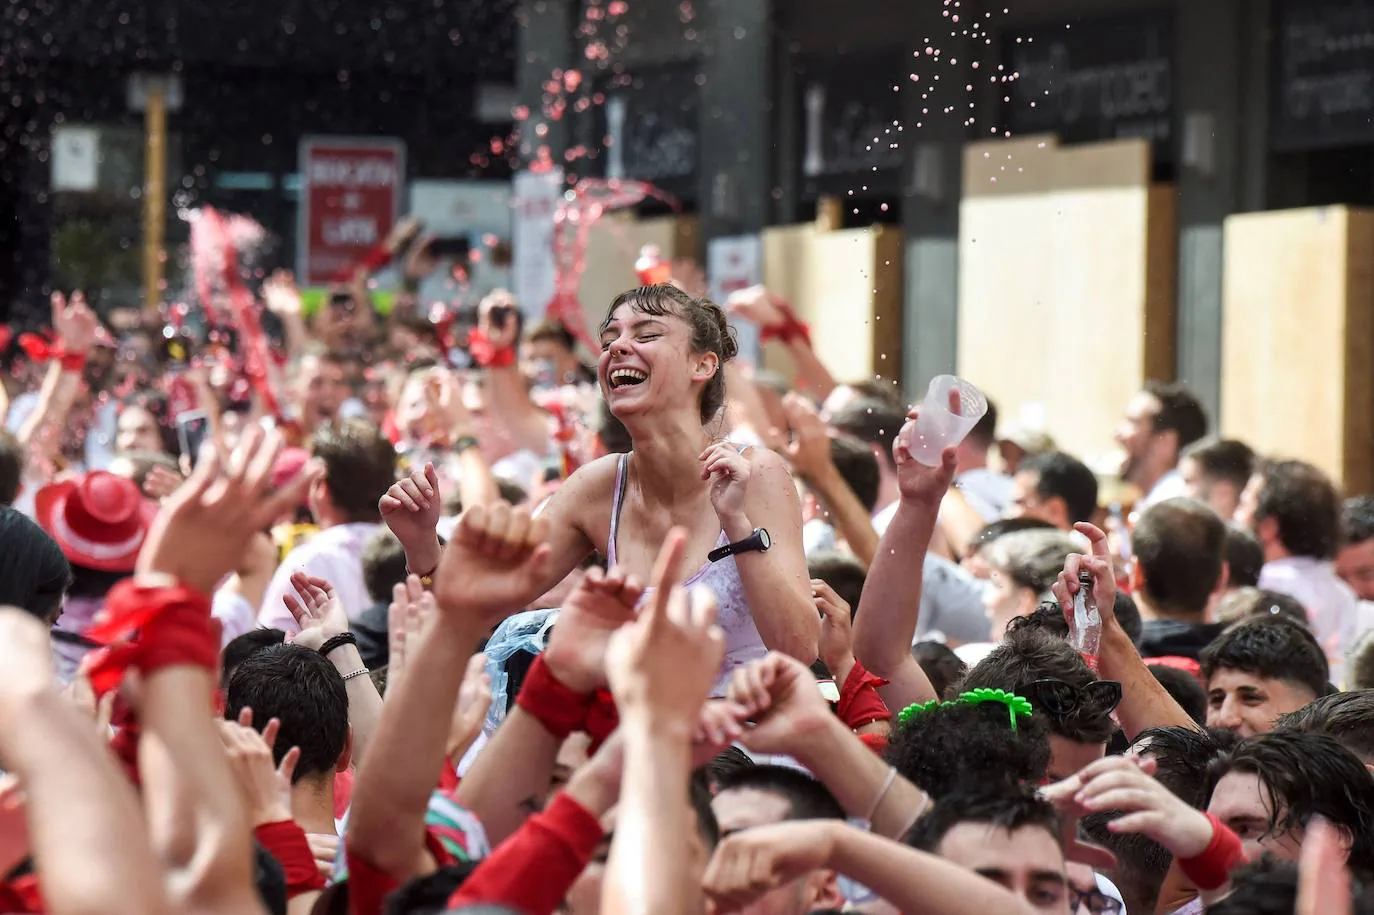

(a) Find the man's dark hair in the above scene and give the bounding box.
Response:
[1203,856,1297,915]
[1114,592,1144,648]
[383,862,479,915]
[1344,495,1374,546]
[689,773,722,848]
[1019,451,1099,524]
[702,747,755,793]
[1132,499,1226,618]
[968,397,998,449]
[1200,616,1329,700]
[968,517,1056,554]
[715,765,845,821]
[807,551,865,617]
[827,433,880,512]
[1131,726,1239,809]
[1225,526,1264,589]
[1143,381,1208,452]
[828,398,908,468]
[1182,438,1254,492]
[905,784,1061,854]
[960,628,1116,744]
[363,528,408,604]
[1255,459,1342,560]
[524,318,577,351]
[226,644,349,783]
[221,628,287,686]
[311,419,397,524]
[912,641,967,700]
[0,430,21,505]
[1149,665,1207,725]
[886,696,1051,797]
[1205,732,1374,872]
[0,507,72,624]
[1277,690,1374,764]
[1080,812,1171,915]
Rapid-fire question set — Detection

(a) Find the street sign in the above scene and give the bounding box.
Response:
[297,137,406,287]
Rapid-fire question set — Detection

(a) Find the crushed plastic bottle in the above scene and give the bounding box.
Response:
[1070,570,1101,673]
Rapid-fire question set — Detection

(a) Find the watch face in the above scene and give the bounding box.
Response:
[757,528,771,550]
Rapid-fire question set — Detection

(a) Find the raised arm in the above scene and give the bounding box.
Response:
[851,415,952,709]
[475,291,553,456]
[702,445,819,662]
[780,393,879,566]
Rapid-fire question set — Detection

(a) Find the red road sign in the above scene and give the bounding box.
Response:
[297,137,406,286]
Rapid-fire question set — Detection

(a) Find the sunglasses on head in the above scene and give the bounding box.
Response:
[1024,678,1123,718]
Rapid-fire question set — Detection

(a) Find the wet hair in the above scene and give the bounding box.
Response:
[701,746,755,793]
[1080,811,1171,915]
[1143,381,1208,452]
[1005,595,1142,649]
[601,284,738,424]
[1213,587,1308,626]
[311,419,399,524]
[1205,731,1374,873]
[383,862,479,915]
[1224,526,1265,589]
[363,528,408,604]
[1182,438,1255,493]
[689,773,722,848]
[886,696,1051,797]
[1277,690,1374,764]
[1019,451,1099,524]
[968,517,1056,554]
[827,398,908,468]
[221,628,287,686]
[1130,726,1238,808]
[1149,664,1208,725]
[1200,616,1328,700]
[1201,855,1298,915]
[1254,459,1342,560]
[1344,495,1374,546]
[905,784,1061,854]
[912,641,967,700]
[827,432,880,512]
[715,765,845,821]
[985,529,1079,596]
[807,551,866,618]
[226,644,349,783]
[1132,499,1227,617]
[0,430,21,505]
[0,507,73,624]
[960,628,1116,745]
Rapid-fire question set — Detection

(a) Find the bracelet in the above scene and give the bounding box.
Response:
[453,435,481,455]
[318,632,357,657]
[407,566,437,589]
[342,667,371,682]
[864,765,899,822]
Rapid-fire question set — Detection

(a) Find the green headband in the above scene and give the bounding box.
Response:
[897,688,1034,731]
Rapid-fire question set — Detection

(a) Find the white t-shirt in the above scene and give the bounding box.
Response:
[257,522,383,633]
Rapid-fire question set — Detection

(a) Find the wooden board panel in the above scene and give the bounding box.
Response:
[1220,207,1374,492]
[577,213,699,337]
[759,224,904,384]
[957,135,1175,472]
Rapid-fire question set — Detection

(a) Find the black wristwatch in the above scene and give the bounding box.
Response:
[709,528,771,563]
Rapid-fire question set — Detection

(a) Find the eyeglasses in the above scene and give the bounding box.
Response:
[1024,678,1123,718]
[1070,887,1123,915]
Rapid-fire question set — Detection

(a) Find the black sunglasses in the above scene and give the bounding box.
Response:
[1024,678,1123,718]
[1070,886,1123,914]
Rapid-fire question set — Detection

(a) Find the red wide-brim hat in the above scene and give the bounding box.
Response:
[34,471,158,573]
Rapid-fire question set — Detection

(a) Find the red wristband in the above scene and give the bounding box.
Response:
[1178,813,1246,891]
[350,241,395,279]
[584,689,620,754]
[516,655,593,740]
[84,580,218,696]
[758,299,812,348]
[255,820,327,896]
[836,660,892,731]
[467,328,517,369]
[59,351,87,372]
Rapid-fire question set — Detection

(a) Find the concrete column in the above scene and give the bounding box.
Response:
[698,0,773,239]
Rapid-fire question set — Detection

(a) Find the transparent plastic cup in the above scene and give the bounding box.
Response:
[906,375,989,467]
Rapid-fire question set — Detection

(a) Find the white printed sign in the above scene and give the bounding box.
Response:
[707,235,763,365]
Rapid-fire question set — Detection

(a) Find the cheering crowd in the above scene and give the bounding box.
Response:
[0,226,1371,915]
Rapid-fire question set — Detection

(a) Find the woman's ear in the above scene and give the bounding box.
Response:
[691,350,720,384]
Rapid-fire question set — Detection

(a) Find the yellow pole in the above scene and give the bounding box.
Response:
[142,83,167,313]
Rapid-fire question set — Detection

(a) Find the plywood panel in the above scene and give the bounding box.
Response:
[957,135,1175,472]
[1220,207,1374,492]
[759,224,904,384]
[577,214,699,335]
